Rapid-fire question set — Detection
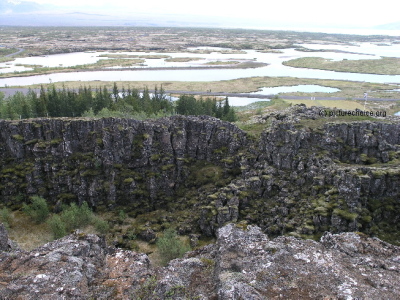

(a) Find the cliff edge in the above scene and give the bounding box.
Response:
[0,107,399,244]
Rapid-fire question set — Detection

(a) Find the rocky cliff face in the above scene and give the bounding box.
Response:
[198,106,400,243]
[0,115,246,211]
[0,224,399,299]
[1,107,400,244]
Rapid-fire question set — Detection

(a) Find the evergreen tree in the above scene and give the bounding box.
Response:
[215,100,223,119]
[37,85,48,117]
[224,108,237,122]
[0,92,4,119]
[47,85,60,117]
[141,87,152,114]
[223,97,230,117]
[2,82,174,120]
[102,86,112,109]
[5,101,15,119]
[59,85,70,117]
[112,82,120,103]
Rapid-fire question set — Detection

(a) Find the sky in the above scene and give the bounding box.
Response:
[26,0,398,27]
[4,0,400,32]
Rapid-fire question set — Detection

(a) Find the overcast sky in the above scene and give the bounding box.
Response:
[8,0,400,30]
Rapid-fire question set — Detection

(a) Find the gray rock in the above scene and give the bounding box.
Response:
[0,224,399,299]
[0,223,18,252]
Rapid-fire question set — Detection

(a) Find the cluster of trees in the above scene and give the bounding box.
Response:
[0,83,237,122]
[175,95,237,122]
[0,84,174,119]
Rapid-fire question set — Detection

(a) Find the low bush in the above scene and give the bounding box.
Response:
[47,215,67,239]
[92,216,110,234]
[157,228,191,266]
[23,196,49,224]
[47,201,109,239]
[0,207,12,228]
[60,202,93,231]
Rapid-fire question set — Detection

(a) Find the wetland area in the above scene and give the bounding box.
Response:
[1,26,400,108]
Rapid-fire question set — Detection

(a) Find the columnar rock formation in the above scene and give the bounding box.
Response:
[0,106,399,241]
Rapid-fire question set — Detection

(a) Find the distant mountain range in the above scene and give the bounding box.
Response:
[0,0,227,27]
[0,0,46,13]
[1,0,399,31]
[375,22,400,30]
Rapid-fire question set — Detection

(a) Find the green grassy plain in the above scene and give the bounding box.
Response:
[283,56,400,75]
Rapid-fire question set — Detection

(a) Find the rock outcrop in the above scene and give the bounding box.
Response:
[198,106,400,242]
[0,224,399,299]
[0,108,399,243]
[0,115,246,210]
[0,223,18,252]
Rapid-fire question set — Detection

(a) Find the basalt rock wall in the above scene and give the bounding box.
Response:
[1,109,400,242]
[0,116,247,210]
[198,106,400,241]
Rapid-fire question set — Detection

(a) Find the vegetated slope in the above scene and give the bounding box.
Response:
[0,105,400,245]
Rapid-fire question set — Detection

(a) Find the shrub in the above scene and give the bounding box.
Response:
[47,202,109,239]
[118,209,127,223]
[47,215,67,239]
[60,202,93,231]
[156,228,191,266]
[92,216,110,234]
[0,207,12,228]
[23,196,49,224]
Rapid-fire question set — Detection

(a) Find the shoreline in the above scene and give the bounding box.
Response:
[0,62,268,79]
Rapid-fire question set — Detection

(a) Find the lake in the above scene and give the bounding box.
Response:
[1,43,400,88]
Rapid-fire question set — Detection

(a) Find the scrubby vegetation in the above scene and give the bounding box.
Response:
[47,201,109,239]
[22,195,50,224]
[1,198,110,242]
[0,207,12,228]
[156,228,191,266]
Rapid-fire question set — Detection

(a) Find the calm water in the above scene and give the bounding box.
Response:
[253,85,340,94]
[1,43,400,87]
[226,97,270,106]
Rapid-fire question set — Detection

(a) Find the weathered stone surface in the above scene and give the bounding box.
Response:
[1,110,400,242]
[0,116,247,209]
[214,224,400,299]
[0,231,152,300]
[1,224,399,299]
[0,223,19,252]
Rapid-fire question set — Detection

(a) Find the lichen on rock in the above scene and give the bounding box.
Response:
[0,224,399,299]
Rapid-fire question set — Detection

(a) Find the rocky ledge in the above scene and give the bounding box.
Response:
[0,223,399,299]
[1,108,400,247]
